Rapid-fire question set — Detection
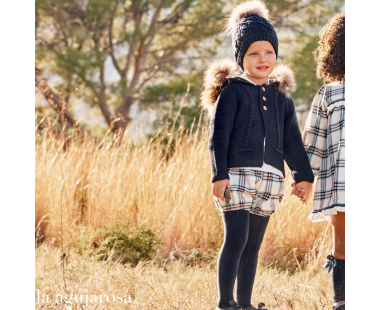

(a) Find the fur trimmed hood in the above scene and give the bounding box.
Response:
[199,57,297,114]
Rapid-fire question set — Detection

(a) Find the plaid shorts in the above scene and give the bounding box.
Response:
[214,169,285,217]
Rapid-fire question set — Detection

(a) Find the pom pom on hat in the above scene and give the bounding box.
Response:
[224,0,270,35]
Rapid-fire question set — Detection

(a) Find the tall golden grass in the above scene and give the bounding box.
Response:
[35,116,332,272]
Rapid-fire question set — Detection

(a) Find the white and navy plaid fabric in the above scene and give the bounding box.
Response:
[214,169,285,217]
[302,82,345,222]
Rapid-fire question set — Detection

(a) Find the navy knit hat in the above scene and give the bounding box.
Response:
[225,0,278,70]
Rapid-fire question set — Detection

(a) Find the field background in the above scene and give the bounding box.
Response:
[35,124,333,309]
[35,0,345,308]
[35,124,332,269]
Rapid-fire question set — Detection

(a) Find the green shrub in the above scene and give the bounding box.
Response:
[95,222,161,266]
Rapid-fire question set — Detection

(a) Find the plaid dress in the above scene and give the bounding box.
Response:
[302,82,345,222]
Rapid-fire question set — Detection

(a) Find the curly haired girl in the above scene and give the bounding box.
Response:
[291,12,345,310]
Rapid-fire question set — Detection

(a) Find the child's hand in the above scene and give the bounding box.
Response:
[212,179,230,201]
[290,181,313,204]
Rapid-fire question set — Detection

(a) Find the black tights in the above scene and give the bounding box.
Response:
[217,210,270,308]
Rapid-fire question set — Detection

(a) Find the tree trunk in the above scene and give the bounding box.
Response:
[110,95,134,145]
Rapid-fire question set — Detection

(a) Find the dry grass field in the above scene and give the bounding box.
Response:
[35,242,333,310]
[35,121,334,309]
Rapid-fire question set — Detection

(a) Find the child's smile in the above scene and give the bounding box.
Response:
[256,65,269,71]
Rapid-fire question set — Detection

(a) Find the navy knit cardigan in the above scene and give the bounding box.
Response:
[208,77,314,184]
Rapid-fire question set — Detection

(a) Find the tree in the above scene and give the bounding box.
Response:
[140,0,344,131]
[289,35,324,106]
[35,0,224,140]
[140,69,203,131]
[35,69,80,132]
[36,0,344,140]
[265,0,344,36]
[264,0,344,105]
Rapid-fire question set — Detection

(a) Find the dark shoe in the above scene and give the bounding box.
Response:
[332,301,345,310]
[215,300,240,310]
[257,302,267,309]
[240,302,267,310]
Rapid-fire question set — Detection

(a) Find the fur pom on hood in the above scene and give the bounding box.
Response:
[199,58,241,113]
[199,58,296,114]
[269,63,297,95]
[224,0,270,35]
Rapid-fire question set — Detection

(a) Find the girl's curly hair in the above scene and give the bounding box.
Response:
[316,13,345,82]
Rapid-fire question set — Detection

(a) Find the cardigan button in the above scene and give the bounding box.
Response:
[263,96,267,101]
[262,87,265,91]
[263,106,267,110]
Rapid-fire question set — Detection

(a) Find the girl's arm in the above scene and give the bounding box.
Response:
[208,83,238,183]
[282,95,315,184]
[302,86,328,176]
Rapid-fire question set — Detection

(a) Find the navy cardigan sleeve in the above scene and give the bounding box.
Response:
[208,83,238,183]
[283,96,315,184]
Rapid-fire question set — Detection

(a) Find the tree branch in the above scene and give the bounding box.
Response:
[108,8,123,76]
[73,70,112,126]
[35,69,81,132]
[156,2,185,29]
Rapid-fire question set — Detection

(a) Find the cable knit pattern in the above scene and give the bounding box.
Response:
[273,89,282,154]
[240,84,255,150]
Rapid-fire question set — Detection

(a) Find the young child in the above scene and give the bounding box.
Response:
[291,13,345,310]
[200,1,314,309]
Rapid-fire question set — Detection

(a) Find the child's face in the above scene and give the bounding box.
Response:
[242,41,276,84]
